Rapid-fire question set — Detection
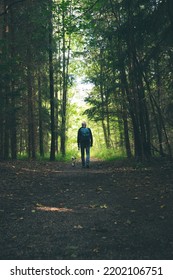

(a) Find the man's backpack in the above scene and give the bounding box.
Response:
[80,127,90,142]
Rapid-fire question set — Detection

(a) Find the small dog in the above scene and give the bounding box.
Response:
[71,156,76,167]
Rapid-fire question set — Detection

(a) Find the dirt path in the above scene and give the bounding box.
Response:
[0,159,173,260]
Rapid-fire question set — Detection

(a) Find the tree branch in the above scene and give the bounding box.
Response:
[83,0,100,16]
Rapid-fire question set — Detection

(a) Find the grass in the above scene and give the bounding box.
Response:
[17,150,79,162]
[92,147,126,161]
[15,147,126,162]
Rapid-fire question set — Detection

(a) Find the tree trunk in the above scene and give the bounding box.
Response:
[60,12,67,156]
[134,56,151,160]
[122,106,132,158]
[139,61,167,157]
[99,48,109,148]
[105,92,111,148]
[38,73,44,157]
[27,60,35,159]
[167,0,173,31]
[9,6,17,159]
[3,0,10,159]
[4,94,10,159]
[49,1,55,161]
[60,3,71,156]
[125,0,152,161]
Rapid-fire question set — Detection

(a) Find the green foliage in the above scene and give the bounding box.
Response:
[59,149,79,161]
[93,147,126,161]
[17,150,78,162]
[0,0,173,162]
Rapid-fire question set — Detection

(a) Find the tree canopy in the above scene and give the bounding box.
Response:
[0,0,172,161]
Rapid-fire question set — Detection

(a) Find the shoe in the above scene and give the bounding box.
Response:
[86,165,89,168]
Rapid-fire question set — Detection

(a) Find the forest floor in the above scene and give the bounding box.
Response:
[0,158,173,260]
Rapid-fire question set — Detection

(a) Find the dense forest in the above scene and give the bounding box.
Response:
[0,0,173,161]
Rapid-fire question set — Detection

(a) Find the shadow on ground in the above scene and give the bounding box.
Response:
[0,159,173,259]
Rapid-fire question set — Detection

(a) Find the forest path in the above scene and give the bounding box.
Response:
[0,159,173,260]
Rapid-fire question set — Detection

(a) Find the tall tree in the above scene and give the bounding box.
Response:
[49,0,56,161]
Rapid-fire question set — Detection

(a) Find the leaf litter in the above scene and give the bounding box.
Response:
[0,159,173,260]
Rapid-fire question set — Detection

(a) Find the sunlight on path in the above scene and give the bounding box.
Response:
[36,205,73,213]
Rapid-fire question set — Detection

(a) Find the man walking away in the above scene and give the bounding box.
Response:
[77,121,93,168]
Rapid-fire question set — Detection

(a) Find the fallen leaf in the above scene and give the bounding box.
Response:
[159,216,165,220]
[126,219,132,225]
[36,203,43,207]
[130,210,136,213]
[74,225,83,229]
[93,248,99,253]
[89,204,98,208]
[96,186,103,192]
[100,204,108,209]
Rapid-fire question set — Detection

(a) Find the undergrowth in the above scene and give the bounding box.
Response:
[92,147,126,161]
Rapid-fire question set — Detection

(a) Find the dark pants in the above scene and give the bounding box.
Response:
[81,144,90,167]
